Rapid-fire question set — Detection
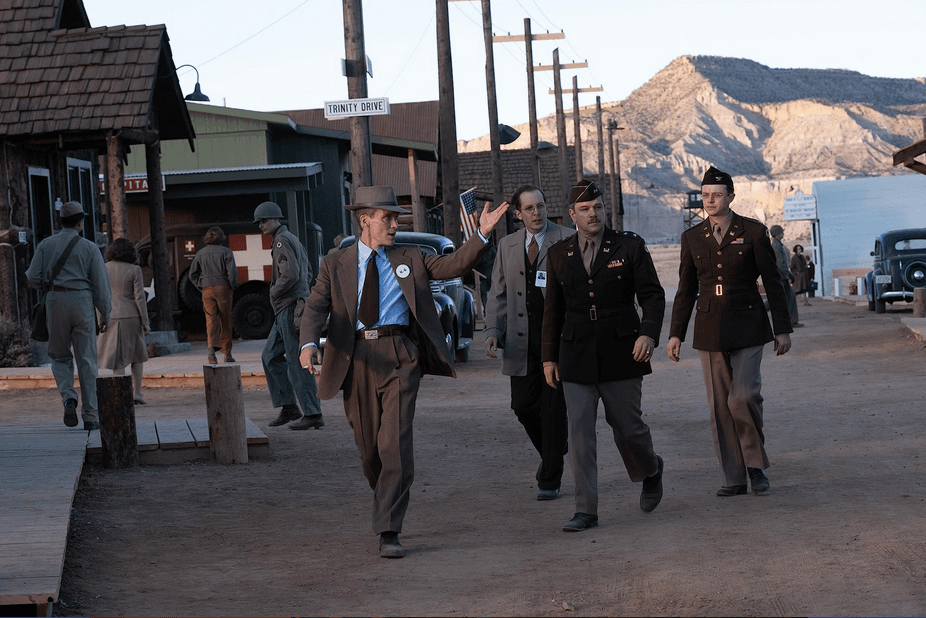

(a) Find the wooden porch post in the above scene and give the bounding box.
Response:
[145,138,173,331]
[408,149,425,232]
[106,134,128,239]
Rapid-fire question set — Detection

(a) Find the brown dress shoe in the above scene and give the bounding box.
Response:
[289,415,325,430]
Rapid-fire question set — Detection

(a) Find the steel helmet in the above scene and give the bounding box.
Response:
[253,201,283,223]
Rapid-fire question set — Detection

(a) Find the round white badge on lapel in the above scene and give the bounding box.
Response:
[396,264,410,278]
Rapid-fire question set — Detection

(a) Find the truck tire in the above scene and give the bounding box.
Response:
[233,293,274,340]
[179,270,203,312]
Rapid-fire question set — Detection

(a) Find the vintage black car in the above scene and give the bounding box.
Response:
[339,232,477,361]
[865,228,926,313]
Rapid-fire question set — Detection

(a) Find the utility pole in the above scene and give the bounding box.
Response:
[493,22,564,187]
[436,0,461,245]
[572,75,582,182]
[480,0,504,218]
[607,119,625,231]
[551,49,568,200]
[343,0,373,192]
[596,96,604,193]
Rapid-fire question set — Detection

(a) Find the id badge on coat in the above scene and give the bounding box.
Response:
[535,271,547,288]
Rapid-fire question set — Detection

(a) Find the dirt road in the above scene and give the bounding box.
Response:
[5,298,925,616]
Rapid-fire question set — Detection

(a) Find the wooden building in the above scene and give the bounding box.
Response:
[121,101,440,251]
[0,0,195,325]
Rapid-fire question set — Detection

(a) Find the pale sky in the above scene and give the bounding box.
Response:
[84,0,926,141]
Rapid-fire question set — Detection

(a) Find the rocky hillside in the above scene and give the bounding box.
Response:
[459,56,926,243]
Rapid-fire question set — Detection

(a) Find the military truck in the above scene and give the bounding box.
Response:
[136,221,324,339]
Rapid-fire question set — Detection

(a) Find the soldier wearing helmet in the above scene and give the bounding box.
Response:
[253,201,324,430]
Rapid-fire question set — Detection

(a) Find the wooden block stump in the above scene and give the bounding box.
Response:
[914,288,926,318]
[203,364,248,464]
[96,375,138,469]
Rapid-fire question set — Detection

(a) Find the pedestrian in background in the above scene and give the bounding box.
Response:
[189,226,237,364]
[253,201,324,430]
[791,244,811,306]
[770,225,802,327]
[667,166,792,497]
[25,201,111,430]
[806,255,816,297]
[98,237,150,404]
[485,183,572,501]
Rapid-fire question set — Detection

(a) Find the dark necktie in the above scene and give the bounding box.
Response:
[358,253,379,328]
[527,235,539,265]
[583,239,596,274]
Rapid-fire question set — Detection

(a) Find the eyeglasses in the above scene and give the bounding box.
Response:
[700,192,726,201]
[520,204,546,214]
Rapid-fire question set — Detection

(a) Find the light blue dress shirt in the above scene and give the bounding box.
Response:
[356,240,409,329]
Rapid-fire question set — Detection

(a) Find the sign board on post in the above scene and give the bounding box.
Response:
[324,97,391,120]
[784,190,818,221]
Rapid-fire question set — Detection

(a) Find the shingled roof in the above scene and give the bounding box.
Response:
[0,0,194,147]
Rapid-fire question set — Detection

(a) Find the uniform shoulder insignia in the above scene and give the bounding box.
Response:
[551,236,571,248]
[742,216,763,225]
[276,241,283,248]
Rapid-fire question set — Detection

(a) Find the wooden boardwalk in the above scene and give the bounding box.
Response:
[0,424,88,613]
[0,419,270,614]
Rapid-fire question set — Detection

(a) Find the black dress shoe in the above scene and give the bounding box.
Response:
[268,404,302,427]
[289,414,325,430]
[83,420,100,431]
[562,513,598,532]
[379,532,405,558]
[640,455,664,513]
[748,467,770,494]
[63,399,78,427]
[716,484,748,497]
[536,488,560,501]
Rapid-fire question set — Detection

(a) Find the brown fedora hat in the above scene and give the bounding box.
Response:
[346,186,410,213]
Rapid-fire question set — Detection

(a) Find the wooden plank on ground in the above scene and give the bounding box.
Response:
[154,419,197,449]
[0,424,86,606]
[244,418,269,445]
[185,418,211,447]
[135,419,159,451]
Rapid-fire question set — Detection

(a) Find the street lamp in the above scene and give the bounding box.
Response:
[498,124,521,145]
[176,64,210,102]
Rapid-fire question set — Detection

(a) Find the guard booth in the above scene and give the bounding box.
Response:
[684,190,705,229]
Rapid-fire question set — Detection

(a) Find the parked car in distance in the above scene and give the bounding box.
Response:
[865,228,926,313]
[338,232,476,361]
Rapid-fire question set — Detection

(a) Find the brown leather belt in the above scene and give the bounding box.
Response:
[50,285,84,292]
[356,325,407,340]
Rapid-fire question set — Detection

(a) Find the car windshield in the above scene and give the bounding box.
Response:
[894,238,926,252]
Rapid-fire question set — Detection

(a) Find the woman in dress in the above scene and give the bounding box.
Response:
[791,244,811,307]
[98,238,150,404]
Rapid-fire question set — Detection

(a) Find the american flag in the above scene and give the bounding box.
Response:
[459,187,480,240]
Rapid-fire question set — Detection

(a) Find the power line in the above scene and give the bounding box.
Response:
[195,0,312,68]
[383,14,435,96]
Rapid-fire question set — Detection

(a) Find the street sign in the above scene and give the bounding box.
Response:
[324,97,390,120]
[784,190,818,221]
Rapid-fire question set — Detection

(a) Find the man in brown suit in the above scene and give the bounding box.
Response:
[299,186,508,558]
[667,166,792,496]
[542,180,666,533]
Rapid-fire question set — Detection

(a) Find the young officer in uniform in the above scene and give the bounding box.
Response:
[253,201,324,430]
[542,180,666,532]
[485,184,572,501]
[299,186,508,558]
[667,166,792,496]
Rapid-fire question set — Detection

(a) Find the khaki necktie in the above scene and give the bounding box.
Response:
[713,224,723,244]
[583,239,596,274]
[358,253,379,328]
[527,235,539,265]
